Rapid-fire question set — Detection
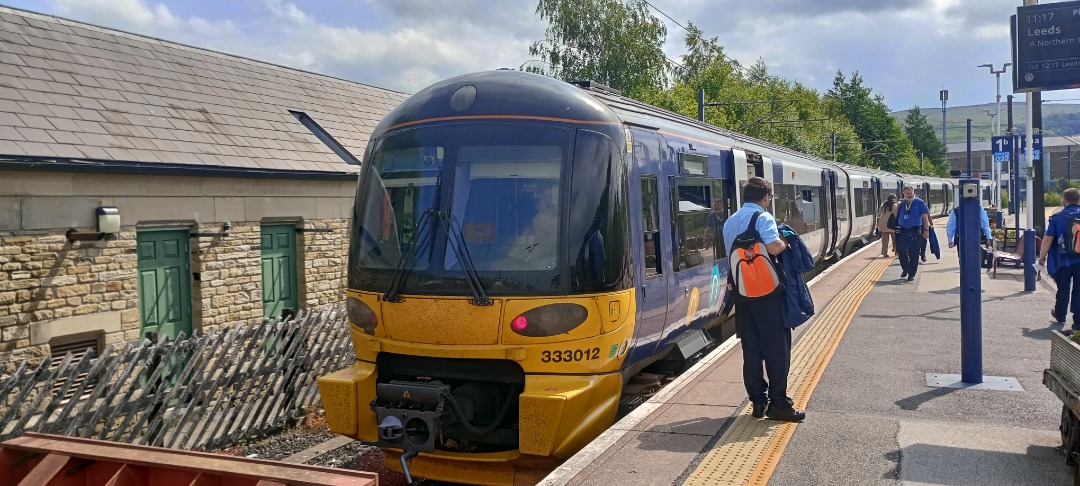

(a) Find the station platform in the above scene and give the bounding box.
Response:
[539,227,1074,486]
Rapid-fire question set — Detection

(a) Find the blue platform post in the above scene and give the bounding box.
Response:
[1024,228,1037,292]
[958,179,983,384]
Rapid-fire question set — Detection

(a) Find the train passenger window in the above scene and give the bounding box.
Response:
[671,182,717,271]
[679,153,708,176]
[640,176,661,277]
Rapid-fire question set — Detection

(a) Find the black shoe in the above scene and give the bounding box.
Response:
[900,272,908,278]
[1052,311,1065,324]
[752,403,766,418]
[907,276,915,281]
[921,256,927,262]
[766,406,806,422]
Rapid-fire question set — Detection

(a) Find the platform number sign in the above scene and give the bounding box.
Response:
[1017,134,1043,160]
[992,136,1012,163]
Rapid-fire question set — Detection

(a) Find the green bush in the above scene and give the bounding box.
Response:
[1000,190,1009,210]
[1047,191,1063,207]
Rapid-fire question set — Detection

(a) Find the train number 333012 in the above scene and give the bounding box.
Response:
[541,348,601,363]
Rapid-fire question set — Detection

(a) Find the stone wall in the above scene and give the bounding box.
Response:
[0,230,139,367]
[0,170,356,369]
[0,218,352,369]
[300,218,350,309]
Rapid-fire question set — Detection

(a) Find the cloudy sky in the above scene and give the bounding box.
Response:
[3,0,1077,113]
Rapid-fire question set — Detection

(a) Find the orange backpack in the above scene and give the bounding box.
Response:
[729,212,785,302]
[1063,214,1080,256]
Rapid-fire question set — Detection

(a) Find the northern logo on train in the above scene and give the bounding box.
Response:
[728,212,784,302]
[708,264,722,310]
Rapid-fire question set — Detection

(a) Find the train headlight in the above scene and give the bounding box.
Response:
[509,303,589,337]
[348,296,378,335]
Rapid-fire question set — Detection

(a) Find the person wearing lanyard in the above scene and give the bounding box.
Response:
[1038,188,1080,327]
[895,186,931,281]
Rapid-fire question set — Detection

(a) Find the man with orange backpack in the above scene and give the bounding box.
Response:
[1038,188,1080,328]
[722,177,805,422]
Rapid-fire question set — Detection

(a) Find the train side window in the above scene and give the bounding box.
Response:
[672,182,714,271]
[640,176,661,277]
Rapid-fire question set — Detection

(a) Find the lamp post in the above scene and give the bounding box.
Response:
[940,89,949,146]
[983,109,998,135]
[979,63,1011,209]
[978,63,1011,135]
[1066,135,1080,183]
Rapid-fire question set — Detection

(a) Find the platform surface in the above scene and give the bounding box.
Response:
[540,227,1073,486]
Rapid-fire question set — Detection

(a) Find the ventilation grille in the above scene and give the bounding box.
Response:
[49,338,100,402]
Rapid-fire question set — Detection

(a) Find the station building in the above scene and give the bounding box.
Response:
[946,135,1080,185]
[0,6,407,367]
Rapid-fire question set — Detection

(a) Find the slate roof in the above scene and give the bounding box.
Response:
[0,6,409,174]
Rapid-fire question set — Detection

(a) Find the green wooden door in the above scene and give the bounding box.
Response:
[137,230,193,341]
[261,225,299,320]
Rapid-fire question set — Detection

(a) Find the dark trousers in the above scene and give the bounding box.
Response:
[735,294,792,407]
[896,228,925,277]
[1054,263,1080,328]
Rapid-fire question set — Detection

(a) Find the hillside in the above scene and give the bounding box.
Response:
[891,102,1080,145]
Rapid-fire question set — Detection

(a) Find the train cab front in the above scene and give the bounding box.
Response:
[317,71,636,486]
[319,291,636,485]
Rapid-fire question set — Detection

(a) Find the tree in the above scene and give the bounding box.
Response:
[825,71,921,173]
[903,106,948,176]
[1045,112,1080,136]
[527,0,669,99]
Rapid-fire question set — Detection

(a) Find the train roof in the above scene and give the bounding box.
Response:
[371,70,623,136]
[378,70,945,186]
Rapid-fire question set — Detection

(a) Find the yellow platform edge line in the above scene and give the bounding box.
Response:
[684,256,893,486]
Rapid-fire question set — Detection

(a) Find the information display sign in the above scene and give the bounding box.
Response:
[1013,1,1080,92]
[992,136,1012,163]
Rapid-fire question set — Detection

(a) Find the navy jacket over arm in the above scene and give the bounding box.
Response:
[778,224,815,328]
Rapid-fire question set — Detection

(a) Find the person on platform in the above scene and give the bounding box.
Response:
[946,205,992,256]
[704,197,725,255]
[1038,188,1080,328]
[895,186,931,281]
[876,194,897,257]
[722,177,805,423]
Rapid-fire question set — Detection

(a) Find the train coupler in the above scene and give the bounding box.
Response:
[370,380,450,453]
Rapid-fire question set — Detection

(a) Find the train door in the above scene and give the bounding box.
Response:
[732,149,746,206]
[660,175,723,348]
[831,168,846,256]
[821,169,838,258]
[872,177,883,214]
[626,129,675,364]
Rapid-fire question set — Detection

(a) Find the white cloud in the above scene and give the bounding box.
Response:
[32,0,1074,108]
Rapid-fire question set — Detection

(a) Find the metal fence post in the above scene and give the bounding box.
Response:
[1024,228,1037,291]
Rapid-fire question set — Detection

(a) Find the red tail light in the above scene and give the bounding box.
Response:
[510,303,589,337]
[348,297,378,335]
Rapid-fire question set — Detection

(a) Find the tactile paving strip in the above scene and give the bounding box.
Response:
[684,256,892,486]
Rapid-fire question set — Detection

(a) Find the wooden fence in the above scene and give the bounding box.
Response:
[0,305,355,451]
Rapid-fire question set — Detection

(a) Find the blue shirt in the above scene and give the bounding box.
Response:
[945,207,992,242]
[896,197,929,229]
[723,202,780,253]
[1047,204,1080,271]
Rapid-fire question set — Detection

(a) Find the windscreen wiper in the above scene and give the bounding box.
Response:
[383,209,434,303]
[435,211,493,306]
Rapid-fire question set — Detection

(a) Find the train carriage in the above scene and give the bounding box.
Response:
[316,70,955,485]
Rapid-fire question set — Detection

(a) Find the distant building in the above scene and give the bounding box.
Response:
[0,6,407,367]
[946,135,1080,183]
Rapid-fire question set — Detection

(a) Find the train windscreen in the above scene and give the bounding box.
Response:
[349,124,629,295]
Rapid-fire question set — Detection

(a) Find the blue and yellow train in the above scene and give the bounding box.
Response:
[317,70,954,485]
